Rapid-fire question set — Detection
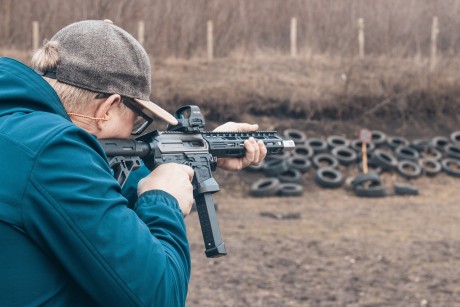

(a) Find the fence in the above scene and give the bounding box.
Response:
[27,16,443,69]
[3,0,460,59]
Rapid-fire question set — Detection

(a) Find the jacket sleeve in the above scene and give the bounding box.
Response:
[21,126,191,307]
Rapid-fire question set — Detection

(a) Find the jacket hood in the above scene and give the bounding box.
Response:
[0,57,68,119]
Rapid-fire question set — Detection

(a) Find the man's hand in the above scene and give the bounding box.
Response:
[213,122,268,171]
[138,163,195,216]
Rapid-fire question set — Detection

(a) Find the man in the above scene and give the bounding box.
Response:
[0,20,266,306]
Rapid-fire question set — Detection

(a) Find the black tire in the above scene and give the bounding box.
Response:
[262,159,289,176]
[292,145,314,159]
[397,160,422,179]
[354,185,387,197]
[283,129,307,145]
[277,168,303,184]
[245,162,265,172]
[267,151,292,161]
[430,136,450,152]
[371,149,398,171]
[287,156,311,173]
[419,158,442,177]
[441,158,460,177]
[444,144,460,160]
[387,136,409,149]
[450,131,460,145]
[278,183,303,196]
[331,146,357,166]
[327,135,350,149]
[421,147,442,161]
[350,139,375,152]
[312,153,339,169]
[305,138,328,154]
[351,172,381,190]
[250,178,281,197]
[394,183,419,196]
[411,139,430,152]
[371,130,387,147]
[395,146,420,161]
[357,150,374,162]
[314,167,344,188]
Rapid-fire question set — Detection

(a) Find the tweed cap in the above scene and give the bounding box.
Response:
[50,19,177,125]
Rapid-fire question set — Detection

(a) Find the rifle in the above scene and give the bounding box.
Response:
[98,105,295,258]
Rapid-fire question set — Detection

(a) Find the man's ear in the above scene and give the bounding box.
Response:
[95,94,121,130]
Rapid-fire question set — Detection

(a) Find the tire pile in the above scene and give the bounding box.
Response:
[246,129,460,197]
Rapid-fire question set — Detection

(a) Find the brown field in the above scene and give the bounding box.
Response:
[186,171,460,307]
[182,112,460,306]
[3,48,460,306]
[143,54,460,306]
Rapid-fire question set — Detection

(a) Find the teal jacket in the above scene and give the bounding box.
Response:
[0,57,190,306]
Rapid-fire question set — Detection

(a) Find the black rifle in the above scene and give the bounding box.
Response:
[98,105,295,258]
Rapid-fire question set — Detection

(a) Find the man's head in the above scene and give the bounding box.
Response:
[31,19,177,138]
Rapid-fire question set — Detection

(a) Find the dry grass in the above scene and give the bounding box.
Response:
[3,48,460,134]
[152,53,460,127]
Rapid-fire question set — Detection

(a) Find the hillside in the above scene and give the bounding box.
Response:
[4,50,459,137]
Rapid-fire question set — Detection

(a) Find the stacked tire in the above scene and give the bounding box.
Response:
[249,129,308,197]
[246,129,460,197]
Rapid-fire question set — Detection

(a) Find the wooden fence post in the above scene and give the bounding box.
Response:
[3,0,12,45]
[430,16,439,71]
[138,20,145,46]
[290,17,297,57]
[207,20,213,61]
[358,18,365,59]
[32,21,39,51]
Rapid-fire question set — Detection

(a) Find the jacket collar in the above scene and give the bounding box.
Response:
[0,57,69,119]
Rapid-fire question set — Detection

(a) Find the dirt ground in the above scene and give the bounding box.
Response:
[184,118,460,307]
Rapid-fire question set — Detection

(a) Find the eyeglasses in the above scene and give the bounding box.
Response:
[121,98,153,135]
[95,93,153,135]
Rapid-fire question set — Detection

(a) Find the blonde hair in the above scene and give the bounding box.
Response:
[31,41,102,113]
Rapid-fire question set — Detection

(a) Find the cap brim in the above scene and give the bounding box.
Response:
[134,98,178,125]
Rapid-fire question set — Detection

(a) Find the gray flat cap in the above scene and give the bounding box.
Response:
[50,19,177,125]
